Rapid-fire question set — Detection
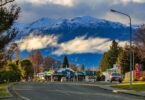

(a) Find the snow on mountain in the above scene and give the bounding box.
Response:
[14,16,128,32]
[12,16,135,68]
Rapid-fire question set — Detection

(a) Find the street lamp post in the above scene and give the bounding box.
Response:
[110,9,132,88]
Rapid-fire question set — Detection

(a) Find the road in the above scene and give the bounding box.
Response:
[9,82,145,100]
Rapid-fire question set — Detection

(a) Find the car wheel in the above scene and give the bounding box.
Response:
[119,80,122,83]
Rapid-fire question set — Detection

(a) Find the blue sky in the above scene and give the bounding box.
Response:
[11,0,145,68]
[15,0,145,25]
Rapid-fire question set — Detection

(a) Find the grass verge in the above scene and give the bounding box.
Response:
[111,81,145,91]
[0,82,13,98]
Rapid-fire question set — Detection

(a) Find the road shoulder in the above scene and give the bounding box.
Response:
[98,85,145,97]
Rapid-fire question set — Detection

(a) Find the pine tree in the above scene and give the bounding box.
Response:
[62,56,69,68]
[0,2,20,49]
[0,0,20,68]
[80,64,85,71]
[117,45,142,74]
[99,40,121,72]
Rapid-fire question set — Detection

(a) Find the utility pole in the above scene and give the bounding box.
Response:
[111,9,133,88]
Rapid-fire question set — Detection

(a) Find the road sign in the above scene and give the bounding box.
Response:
[135,64,140,78]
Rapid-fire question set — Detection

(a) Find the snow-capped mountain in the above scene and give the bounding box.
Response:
[13,16,135,68]
[14,16,131,41]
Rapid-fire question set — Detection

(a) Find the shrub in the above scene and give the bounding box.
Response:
[0,62,21,83]
[138,77,145,81]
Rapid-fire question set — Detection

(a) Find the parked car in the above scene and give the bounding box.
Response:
[110,73,123,83]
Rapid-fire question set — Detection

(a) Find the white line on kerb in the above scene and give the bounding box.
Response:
[20,96,31,100]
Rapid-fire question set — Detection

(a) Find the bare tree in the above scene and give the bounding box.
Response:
[34,50,43,68]
[70,63,78,71]
[28,50,35,64]
[7,42,19,61]
[43,56,55,71]
[134,25,145,59]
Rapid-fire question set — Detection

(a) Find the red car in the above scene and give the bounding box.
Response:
[110,73,123,83]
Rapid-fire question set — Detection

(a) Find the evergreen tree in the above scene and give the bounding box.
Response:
[107,40,121,68]
[0,2,20,49]
[99,40,121,72]
[80,64,85,71]
[117,45,143,74]
[99,52,110,72]
[0,0,20,68]
[62,56,69,68]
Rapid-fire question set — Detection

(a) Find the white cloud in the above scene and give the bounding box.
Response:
[15,34,58,51]
[104,12,144,25]
[52,36,129,55]
[17,0,74,7]
[120,0,145,3]
[112,0,145,4]
[15,34,129,55]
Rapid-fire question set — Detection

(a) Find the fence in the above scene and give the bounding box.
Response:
[125,71,145,79]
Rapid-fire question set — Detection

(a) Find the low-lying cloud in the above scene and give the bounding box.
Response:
[52,36,128,55]
[17,0,74,7]
[15,34,58,51]
[16,34,129,55]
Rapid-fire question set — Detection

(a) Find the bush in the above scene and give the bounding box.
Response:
[0,70,21,83]
[96,72,105,81]
[138,77,145,81]
[34,78,41,82]
[0,62,21,83]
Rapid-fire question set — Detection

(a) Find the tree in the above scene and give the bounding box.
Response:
[134,25,145,59]
[108,40,121,68]
[43,56,55,70]
[99,40,121,72]
[117,45,145,74]
[0,2,20,49]
[80,64,85,71]
[34,50,43,69]
[18,59,33,79]
[117,45,130,74]
[39,67,44,72]
[0,0,20,68]
[28,50,35,64]
[7,43,20,61]
[61,56,69,68]
[0,61,21,83]
[0,0,15,6]
[70,63,78,71]
[54,60,61,70]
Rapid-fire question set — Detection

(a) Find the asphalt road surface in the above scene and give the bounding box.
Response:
[9,82,145,100]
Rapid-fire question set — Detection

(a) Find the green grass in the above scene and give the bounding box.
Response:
[111,81,145,91]
[123,78,130,82]
[0,82,13,97]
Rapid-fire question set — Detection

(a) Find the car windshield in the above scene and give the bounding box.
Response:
[112,73,121,76]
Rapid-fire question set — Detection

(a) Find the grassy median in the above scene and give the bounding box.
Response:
[0,82,13,97]
[111,81,145,91]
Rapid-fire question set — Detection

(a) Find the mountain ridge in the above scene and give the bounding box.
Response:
[12,16,137,68]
